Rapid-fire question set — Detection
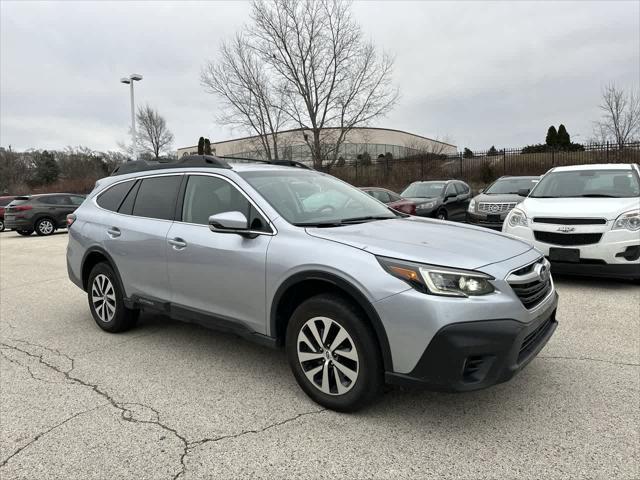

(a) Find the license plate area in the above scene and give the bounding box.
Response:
[549,247,580,263]
[487,214,501,223]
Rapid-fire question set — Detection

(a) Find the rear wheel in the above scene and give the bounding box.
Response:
[87,262,139,333]
[0,219,4,232]
[286,294,383,412]
[16,229,33,236]
[436,209,448,220]
[35,218,55,236]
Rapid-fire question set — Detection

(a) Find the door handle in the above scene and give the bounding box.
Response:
[107,227,121,238]
[168,237,187,250]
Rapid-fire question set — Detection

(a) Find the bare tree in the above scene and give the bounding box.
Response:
[135,104,175,159]
[201,34,287,160]
[594,83,640,149]
[205,0,397,169]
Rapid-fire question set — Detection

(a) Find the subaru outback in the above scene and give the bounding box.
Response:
[67,155,558,411]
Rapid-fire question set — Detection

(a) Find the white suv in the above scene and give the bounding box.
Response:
[503,163,640,280]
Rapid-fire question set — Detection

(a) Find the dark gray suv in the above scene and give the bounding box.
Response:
[4,193,85,236]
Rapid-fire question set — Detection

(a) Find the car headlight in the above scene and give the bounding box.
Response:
[612,209,640,231]
[417,201,436,210]
[507,209,528,228]
[467,198,476,213]
[377,257,495,297]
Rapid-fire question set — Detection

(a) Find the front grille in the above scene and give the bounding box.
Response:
[518,316,554,363]
[510,278,552,309]
[533,217,607,225]
[534,231,602,246]
[478,202,517,214]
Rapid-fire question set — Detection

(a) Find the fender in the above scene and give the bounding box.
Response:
[270,270,394,373]
[80,246,128,301]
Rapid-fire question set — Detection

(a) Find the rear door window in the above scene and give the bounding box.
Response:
[132,176,182,220]
[97,180,136,212]
[117,180,140,215]
[371,190,391,203]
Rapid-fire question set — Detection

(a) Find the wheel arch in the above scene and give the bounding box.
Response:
[81,247,126,295]
[270,271,393,372]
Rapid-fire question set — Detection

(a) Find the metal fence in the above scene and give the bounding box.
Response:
[325,142,640,190]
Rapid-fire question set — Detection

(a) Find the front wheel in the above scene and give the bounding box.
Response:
[87,262,139,333]
[436,209,448,220]
[286,294,383,412]
[0,219,4,232]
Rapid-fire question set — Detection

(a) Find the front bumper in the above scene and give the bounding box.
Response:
[466,212,506,229]
[386,297,558,391]
[502,225,640,279]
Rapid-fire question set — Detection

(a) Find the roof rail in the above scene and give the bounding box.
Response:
[219,156,312,170]
[110,155,232,176]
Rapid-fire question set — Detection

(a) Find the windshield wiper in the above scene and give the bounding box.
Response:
[567,194,620,198]
[338,215,396,224]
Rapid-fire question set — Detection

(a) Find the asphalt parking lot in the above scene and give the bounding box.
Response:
[0,231,638,480]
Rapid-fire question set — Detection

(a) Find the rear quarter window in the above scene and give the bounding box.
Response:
[132,176,182,220]
[97,181,136,212]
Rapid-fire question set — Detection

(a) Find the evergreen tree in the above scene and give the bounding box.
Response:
[557,124,570,148]
[545,126,558,147]
[487,145,498,156]
[204,138,212,155]
[463,147,474,158]
[31,150,60,185]
[197,137,205,155]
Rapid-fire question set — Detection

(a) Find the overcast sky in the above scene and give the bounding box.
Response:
[1,1,638,153]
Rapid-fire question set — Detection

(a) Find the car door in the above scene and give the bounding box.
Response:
[454,182,471,220]
[166,173,273,334]
[101,174,182,302]
[443,183,460,219]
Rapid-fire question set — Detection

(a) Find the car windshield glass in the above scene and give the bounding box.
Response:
[485,177,538,194]
[530,169,640,198]
[401,182,445,198]
[240,170,396,225]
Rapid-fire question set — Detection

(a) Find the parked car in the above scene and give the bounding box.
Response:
[0,195,18,232]
[401,180,472,221]
[503,164,640,280]
[467,176,540,230]
[4,193,86,236]
[67,155,558,412]
[360,187,417,214]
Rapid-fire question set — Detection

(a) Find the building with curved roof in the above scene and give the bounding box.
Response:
[177,127,457,163]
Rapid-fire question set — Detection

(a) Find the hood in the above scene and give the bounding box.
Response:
[474,193,526,204]
[519,197,640,220]
[306,217,532,270]
[404,197,440,205]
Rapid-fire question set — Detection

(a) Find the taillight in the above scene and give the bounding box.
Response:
[67,214,76,227]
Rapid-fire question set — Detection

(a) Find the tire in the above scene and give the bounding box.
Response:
[17,229,33,236]
[286,294,383,412]
[436,209,448,220]
[0,219,4,232]
[87,262,139,333]
[35,217,56,236]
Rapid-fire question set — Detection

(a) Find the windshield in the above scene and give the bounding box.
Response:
[530,169,640,198]
[401,182,445,198]
[240,170,397,226]
[485,177,538,195]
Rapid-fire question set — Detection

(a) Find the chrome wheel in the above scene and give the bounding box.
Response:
[38,219,54,235]
[296,316,359,395]
[91,274,116,323]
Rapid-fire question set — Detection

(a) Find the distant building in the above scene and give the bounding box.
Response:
[177,127,457,163]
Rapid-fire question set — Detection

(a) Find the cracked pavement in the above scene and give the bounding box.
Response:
[1,232,638,479]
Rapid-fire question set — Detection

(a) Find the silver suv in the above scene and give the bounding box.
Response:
[67,155,558,411]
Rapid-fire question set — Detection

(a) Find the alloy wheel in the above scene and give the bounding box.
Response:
[91,274,116,323]
[296,316,359,395]
[38,219,54,235]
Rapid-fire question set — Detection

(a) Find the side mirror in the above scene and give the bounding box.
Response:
[518,188,530,197]
[208,211,249,234]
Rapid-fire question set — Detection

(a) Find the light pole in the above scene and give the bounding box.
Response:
[120,73,143,161]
